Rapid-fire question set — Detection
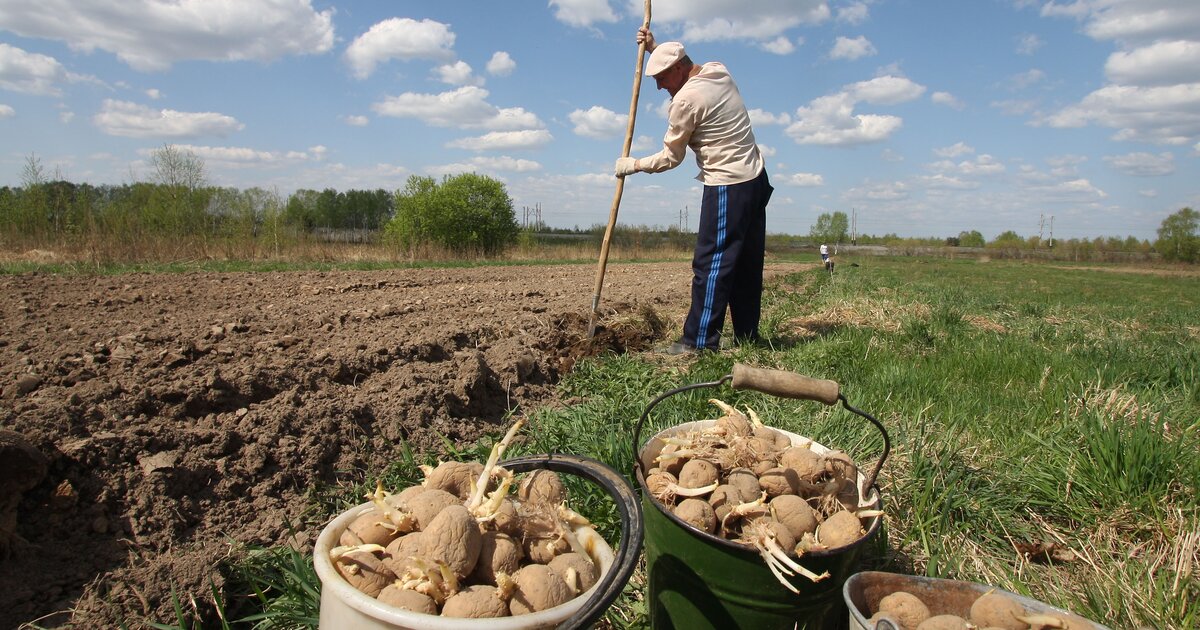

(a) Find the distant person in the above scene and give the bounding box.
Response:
[614,27,772,355]
[820,243,829,265]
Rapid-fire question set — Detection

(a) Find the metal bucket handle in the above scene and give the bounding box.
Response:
[500,453,645,630]
[632,363,891,491]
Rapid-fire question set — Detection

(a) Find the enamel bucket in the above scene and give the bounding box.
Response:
[633,364,891,630]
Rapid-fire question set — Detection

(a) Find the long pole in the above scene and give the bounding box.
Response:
[587,0,651,339]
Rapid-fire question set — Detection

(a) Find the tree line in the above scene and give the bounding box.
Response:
[3,148,1196,263]
[807,210,1199,263]
[2,148,520,258]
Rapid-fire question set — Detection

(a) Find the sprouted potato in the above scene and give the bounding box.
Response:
[645,399,884,592]
[327,418,602,618]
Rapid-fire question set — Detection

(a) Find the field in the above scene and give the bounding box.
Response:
[1,254,1197,629]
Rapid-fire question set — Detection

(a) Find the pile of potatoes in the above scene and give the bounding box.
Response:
[327,420,604,619]
[870,589,1099,630]
[644,399,882,589]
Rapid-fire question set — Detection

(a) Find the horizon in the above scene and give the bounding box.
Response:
[2,1,1198,242]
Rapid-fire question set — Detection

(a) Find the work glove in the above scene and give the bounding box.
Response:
[615,157,639,177]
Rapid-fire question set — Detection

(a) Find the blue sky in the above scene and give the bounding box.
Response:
[1,0,1198,241]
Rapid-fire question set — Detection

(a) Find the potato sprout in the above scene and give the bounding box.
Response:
[326,417,607,619]
[644,398,884,593]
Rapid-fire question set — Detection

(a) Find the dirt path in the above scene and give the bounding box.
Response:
[0,260,806,628]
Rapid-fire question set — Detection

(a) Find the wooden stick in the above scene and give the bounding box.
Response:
[587,0,652,339]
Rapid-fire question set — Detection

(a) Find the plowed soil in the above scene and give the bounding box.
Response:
[0,260,805,628]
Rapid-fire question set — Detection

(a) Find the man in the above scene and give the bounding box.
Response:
[615,28,772,355]
[820,243,829,264]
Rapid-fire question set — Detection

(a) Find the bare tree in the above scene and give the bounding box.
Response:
[149,144,207,190]
[21,152,46,188]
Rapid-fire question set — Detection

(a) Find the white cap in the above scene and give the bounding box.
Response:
[646,42,686,76]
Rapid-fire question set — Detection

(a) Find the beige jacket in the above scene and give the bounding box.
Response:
[637,62,764,186]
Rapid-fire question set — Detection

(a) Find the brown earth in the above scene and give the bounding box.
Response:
[0,260,806,628]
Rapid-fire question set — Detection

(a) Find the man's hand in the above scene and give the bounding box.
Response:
[637,27,656,52]
[615,157,639,177]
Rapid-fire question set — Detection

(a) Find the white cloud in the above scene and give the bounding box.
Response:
[1007,68,1046,90]
[0,104,14,118]
[632,134,656,152]
[433,61,484,86]
[785,172,824,186]
[933,142,974,158]
[1045,0,1200,45]
[93,99,244,138]
[929,154,1006,176]
[429,156,542,176]
[760,37,798,55]
[342,115,369,127]
[59,110,74,124]
[844,180,910,202]
[1041,2,1200,146]
[145,88,163,100]
[371,86,545,130]
[1139,188,1158,198]
[748,108,792,126]
[0,43,68,95]
[550,0,617,28]
[757,143,776,157]
[785,75,926,146]
[640,0,830,46]
[1103,151,1175,176]
[136,143,326,169]
[1030,178,1108,200]
[850,75,926,104]
[445,129,554,152]
[931,91,965,109]
[917,174,979,190]
[1105,40,1200,87]
[487,51,516,77]
[1040,83,1200,144]
[837,2,870,25]
[829,36,876,61]
[569,106,627,139]
[1017,33,1043,55]
[0,0,334,72]
[345,18,455,80]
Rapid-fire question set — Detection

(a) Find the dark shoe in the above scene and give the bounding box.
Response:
[656,341,698,356]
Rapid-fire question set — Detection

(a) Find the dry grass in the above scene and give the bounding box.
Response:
[785,297,931,337]
[1072,382,1162,429]
[964,314,1008,333]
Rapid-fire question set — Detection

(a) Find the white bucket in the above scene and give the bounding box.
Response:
[313,501,616,630]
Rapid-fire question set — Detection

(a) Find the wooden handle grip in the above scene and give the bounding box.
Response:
[730,364,840,405]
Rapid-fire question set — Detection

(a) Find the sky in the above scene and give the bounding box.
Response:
[2,0,1199,241]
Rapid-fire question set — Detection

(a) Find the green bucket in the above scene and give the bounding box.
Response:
[633,365,891,630]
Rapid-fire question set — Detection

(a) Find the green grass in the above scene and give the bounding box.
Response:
[206,257,1199,629]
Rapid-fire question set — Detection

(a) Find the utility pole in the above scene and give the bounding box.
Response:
[1049,215,1054,248]
[1038,214,1045,244]
[851,208,858,245]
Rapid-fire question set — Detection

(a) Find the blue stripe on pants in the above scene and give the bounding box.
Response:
[696,186,727,349]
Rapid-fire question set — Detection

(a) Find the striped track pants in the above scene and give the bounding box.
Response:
[682,169,773,349]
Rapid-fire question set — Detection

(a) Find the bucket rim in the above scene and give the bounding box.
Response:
[842,571,1114,630]
[314,501,616,628]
